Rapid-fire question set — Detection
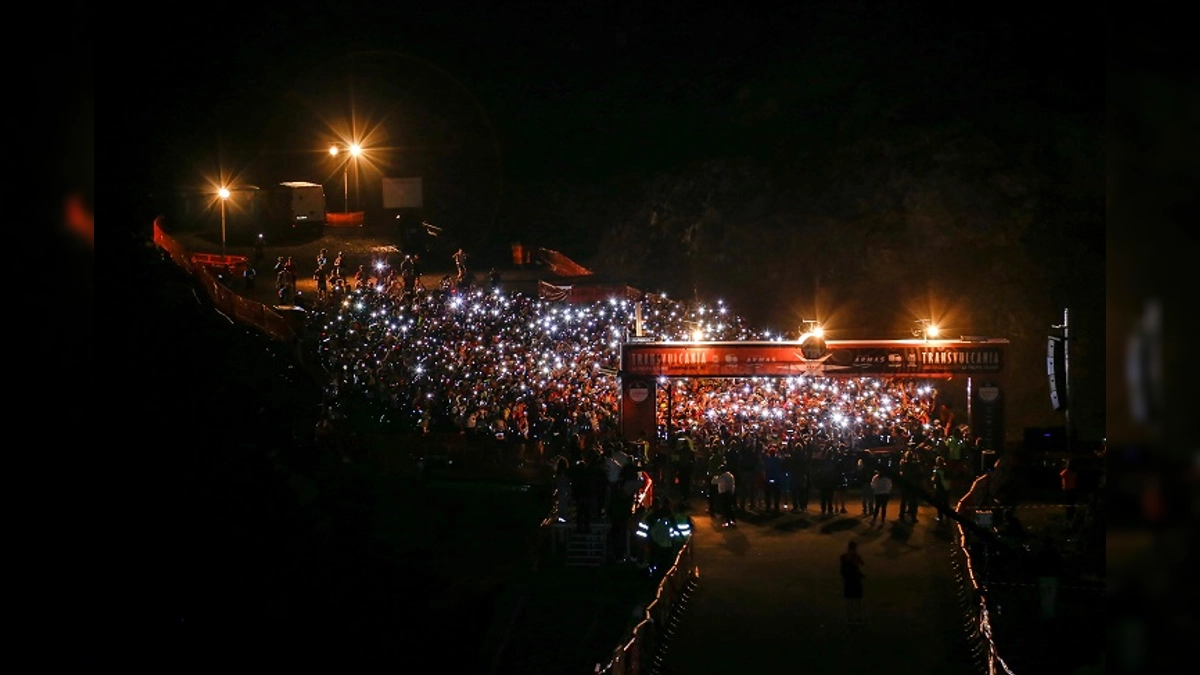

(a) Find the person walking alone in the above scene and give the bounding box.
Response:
[840,540,866,626]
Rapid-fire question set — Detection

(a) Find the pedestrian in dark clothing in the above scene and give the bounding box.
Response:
[932,456,951,522]
[840,540,866,625]
[569,457,597,533]
[676,436,696,502]
[785,445,809,510]
[818,452,838,516]
[608,463,640,562]
[898,452,921,522]
[870,471,893,525]
[763,446,785,512]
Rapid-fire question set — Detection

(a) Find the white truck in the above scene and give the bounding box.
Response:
[261,181,327,237]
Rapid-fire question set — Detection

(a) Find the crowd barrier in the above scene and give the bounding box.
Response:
[327,212,364,227]
[596,541,697,674]
[951,496,1019,675]
[537,247,593,277]
[153,218,298,343]
[953,499,1103,675]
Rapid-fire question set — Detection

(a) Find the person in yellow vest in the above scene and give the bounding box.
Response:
[638,497,685,578]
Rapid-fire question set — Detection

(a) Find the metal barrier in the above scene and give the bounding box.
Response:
[596,541,697,674]
[950,508,1016,675]
[951,499,1103,675]
[152,218,298,343]
[536,247,593,277]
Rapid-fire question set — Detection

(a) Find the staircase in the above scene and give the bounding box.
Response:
[565,524,609,567]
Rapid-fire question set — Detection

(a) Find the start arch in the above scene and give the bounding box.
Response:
[619,338,1008,450]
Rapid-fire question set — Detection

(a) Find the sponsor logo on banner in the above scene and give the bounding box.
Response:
[628,381,650,403]
[621,342,1006,376]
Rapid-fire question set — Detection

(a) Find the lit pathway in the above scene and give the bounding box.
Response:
[661,495,978,674]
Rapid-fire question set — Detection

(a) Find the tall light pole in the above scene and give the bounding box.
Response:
[218,186,231,258]
[349,143,363,211]
[329,142,364,212]
[329,145,348,212]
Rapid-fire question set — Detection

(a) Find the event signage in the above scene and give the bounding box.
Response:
[621,340,1006,378]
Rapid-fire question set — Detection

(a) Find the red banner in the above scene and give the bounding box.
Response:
[620,377,657,441]
[621,339,1006,378]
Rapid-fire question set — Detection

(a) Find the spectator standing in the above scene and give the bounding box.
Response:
[840,540,866,625]
[313,264,329,302]
[763,446,785,513]
[453,247,468,281]
[715,466,736,527]
[817,450,838,516]
[834,447,850,514]
[676,434,696,502]
[569,455,600,534]
[736,439,760,512]
[604,443,631,513]
[857,454,874,515]
[898,451,922,522]
[870,470,893,526]
[932,456,951,522]
[786,444,809,511]
[609,463,641,563]
[706,440,725,513]
[276,264,295,303]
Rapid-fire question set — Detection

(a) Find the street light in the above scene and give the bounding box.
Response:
[913,319,940,341]
[329,142,365,212]
[800,319,824,339]
[218,186,231,258]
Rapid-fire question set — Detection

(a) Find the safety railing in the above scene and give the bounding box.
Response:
[951,499,1103,675]
[536,247,593,277]
[595,540,697,674]
[950,505,1016,675]
[326,212,364,227]
[152,218,298,342]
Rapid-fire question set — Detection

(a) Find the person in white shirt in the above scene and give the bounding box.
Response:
[604,445,631,515]
[715,467,737,527]
[870,471,893,525]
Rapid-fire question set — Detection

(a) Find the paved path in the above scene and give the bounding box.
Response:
[661,496,979,675]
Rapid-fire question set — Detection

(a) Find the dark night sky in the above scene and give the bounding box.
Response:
[117,1,1098,203]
